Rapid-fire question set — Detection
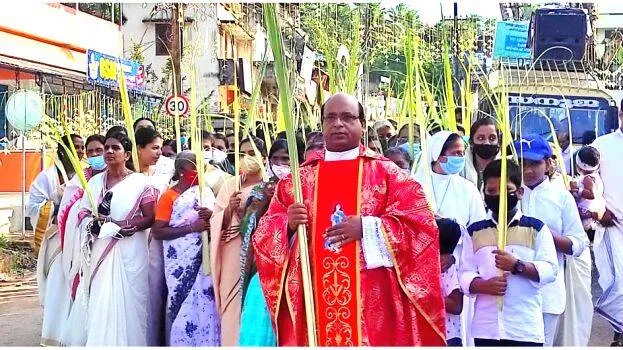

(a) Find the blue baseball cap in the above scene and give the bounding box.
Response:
[513,134,553,161]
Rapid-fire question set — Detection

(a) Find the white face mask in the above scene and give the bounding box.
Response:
[203,150,213,162]
[270,163,291,180]
[212,148,228,164]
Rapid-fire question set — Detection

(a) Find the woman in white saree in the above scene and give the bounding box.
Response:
[34,134,84,346]
[72,132,157,346]
[56,135,106,345]
[135,126,174,346]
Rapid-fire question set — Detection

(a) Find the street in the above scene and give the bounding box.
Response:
[0,266,615,346]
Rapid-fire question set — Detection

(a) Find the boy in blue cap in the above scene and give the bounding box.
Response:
[514,134,589,346]
[459,159,558,346]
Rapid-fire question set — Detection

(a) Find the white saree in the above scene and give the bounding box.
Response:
[75,172,156,346]
[29,165,68,346]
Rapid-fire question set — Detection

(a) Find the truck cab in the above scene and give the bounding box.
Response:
[482,59,619,145]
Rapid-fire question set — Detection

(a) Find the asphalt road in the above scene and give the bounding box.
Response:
[0,263,616,346]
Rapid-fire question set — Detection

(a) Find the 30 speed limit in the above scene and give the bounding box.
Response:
[164,95,190,116]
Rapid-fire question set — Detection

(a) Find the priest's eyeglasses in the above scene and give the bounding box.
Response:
[323,113,360,124]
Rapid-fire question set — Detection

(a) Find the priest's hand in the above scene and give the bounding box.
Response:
[324,216,363,249]
[287,203,309,232]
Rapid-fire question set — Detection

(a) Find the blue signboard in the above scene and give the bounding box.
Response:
[86,50,146,91]
[493,21,531,59]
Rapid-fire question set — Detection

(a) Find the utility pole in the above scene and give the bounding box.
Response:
[453,2,459,58]
[171,3,183,97]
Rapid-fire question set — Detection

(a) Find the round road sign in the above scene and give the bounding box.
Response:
[164,95,190,116]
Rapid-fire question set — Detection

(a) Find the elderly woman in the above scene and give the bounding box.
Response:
[151,151,220,346]
[74,132,157,346]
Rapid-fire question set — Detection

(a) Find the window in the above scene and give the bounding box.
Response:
[155,23,173,56]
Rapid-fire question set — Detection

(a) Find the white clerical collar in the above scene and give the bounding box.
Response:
[324,147,359,162]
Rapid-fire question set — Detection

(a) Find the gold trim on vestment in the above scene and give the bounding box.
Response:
[356,158,363,346]
[378,225,446,343]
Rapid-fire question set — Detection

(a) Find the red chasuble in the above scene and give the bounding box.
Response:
[311,159,362,346]
[253,146,446,346]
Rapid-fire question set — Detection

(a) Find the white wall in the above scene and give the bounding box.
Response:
[122,4,221,111]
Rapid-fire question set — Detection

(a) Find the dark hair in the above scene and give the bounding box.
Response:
[133,117,156,131]
[320,99,366,125]
[469,117,499,144]
[483,159,522,188]
[457,124,466,135]
[307,131,323,144]
[581,130,596,145]
[201,131,213,141]
[105,125,127,139]
[240,136,267,157]
[163,139,177,153]
[439,133,463,157]
[135,127,162,148]
[385,146,413,168]
[269,139,288,159]
[577,146,600,167]
[270,138,305,164]
[85,134,106,149]
[105,132,135,171]
[437,218,462,255]
[212,133,229,149]
[58,133,81,160]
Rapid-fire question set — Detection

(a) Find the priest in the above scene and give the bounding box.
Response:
[252,93,446,346]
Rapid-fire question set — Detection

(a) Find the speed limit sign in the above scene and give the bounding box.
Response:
[164,95,190,116]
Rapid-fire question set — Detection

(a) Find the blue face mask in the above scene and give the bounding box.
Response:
[440,156,465,175]
[87,155,106,171]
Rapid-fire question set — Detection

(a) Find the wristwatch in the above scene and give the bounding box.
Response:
[512,259,526,275]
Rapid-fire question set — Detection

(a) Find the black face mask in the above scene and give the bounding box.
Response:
[472,144,500,160]
[484,192,519,215]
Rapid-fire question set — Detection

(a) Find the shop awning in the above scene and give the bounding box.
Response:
[0,54,85,81]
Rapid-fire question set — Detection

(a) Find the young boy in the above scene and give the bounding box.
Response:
[459,159,558,346]
[437,218,464,346]
[514,134,588,346]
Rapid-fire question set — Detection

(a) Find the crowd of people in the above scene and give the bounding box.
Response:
[28,92,623,347]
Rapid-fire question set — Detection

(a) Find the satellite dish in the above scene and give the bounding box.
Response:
[5,90,43,132]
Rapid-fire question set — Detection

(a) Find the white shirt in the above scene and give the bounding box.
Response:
[592,129,623,219]
[559,145,577,175]
[521,178,587,315]
[459,210,558,343]
[442,264,462,340]
[324,147,393,269]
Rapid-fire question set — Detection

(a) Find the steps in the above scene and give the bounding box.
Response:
[0,274,38,306]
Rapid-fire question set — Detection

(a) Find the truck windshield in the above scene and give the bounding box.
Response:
[508,96,609,144]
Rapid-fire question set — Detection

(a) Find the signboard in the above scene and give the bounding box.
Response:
[508,94,608,110]
[164,95,190,116]
[87,49,146,91]
[493,21,531,59]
